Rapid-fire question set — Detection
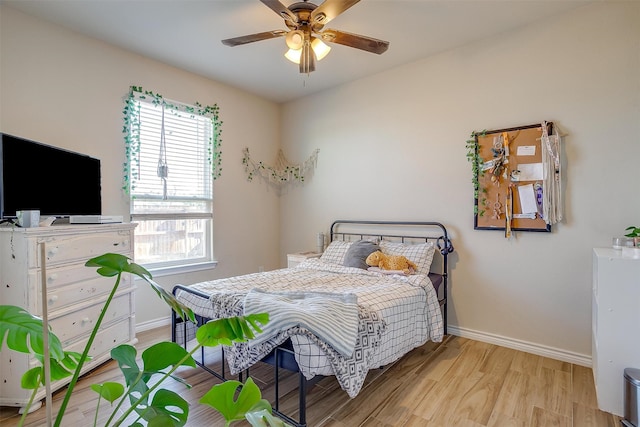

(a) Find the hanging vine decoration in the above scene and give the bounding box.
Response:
[242,147,319,184]
[122,85,222,194]
[465,130,488,215]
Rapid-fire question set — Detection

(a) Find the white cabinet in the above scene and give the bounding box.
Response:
[0,223,137,409]
[287,251,322,268]
[592,248,640,416]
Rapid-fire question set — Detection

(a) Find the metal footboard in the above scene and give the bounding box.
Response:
[171,285,309,426]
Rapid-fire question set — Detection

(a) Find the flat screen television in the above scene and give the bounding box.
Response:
[0,133,102,219]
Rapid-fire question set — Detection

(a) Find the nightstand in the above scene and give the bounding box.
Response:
[287,251,322,268]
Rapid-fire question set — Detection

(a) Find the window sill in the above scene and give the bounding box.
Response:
[137,260,218,278]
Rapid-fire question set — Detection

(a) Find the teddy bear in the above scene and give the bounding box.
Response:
[365,250,417,274]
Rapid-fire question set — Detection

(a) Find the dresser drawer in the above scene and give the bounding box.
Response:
[24,266,132,317]
[49,292,133,345]
[66,316,135,358]
[45,266,133,314]
[35,231,132,268]
[28,317,136,383]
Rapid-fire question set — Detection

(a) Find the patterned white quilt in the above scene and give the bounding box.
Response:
[174,258,443,398]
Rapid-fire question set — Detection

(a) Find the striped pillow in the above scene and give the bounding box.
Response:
[379,241,436,274]
[319,240,353,265]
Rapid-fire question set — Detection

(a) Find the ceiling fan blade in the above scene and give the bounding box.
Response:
[260,0,298,23]
[222,30,286,47]
[310,0,360,26]
[319,29,389,54]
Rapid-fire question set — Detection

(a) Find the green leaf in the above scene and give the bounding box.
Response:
[136,388,189,426]
[196,314,268,347]
[21,367,42,390]
[85,252,138,278]
[111,344,150,404]
[199,378,262,424]
[137,276,196,324]
[86,253,195,323]
[244,406,291,427]
[27,351,82,386]
[91,382,125,403]
[0,305,65,360]
[46,351,82,382]
[141,341,196,372]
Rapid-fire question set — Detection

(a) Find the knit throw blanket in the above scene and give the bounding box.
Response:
[244,289,359,357]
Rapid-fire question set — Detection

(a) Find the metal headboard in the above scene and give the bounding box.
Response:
[329,219,454,332]
[329,220,454,255]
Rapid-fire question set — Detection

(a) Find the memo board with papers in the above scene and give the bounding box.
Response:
[473,122,553,233]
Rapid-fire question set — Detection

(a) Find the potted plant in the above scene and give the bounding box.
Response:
[625,226,640,246]
[0,253,288,427]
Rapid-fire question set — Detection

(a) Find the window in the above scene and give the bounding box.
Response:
[123,87,222,272]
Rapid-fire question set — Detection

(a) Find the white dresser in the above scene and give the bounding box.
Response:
[0,223,137,409]
[592,247,640,416]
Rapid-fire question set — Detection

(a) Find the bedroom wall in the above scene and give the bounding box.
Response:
[279,1,640,364]
[0,6,282,329]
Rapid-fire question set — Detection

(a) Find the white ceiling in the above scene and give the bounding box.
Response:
[3,0,593,103]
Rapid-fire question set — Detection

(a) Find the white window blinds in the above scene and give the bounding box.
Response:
[130,99,213,215]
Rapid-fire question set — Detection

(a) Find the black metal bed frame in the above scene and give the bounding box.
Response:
[171,220,453,427]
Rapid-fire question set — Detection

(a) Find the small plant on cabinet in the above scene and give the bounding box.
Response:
[625,226,640,246]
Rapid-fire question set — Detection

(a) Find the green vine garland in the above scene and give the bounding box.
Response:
[242,147,319,184]
[122,85,222,194]
[465,130,487,216]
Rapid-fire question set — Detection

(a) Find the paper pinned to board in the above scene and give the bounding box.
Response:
[515,163,543,181]
[518,184,538,214]
[517,145,536,156]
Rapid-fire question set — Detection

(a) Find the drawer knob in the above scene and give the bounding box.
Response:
[48,295,59,304]
[47,274,58,284]
[47,247,59,257]
[81,317,91,326]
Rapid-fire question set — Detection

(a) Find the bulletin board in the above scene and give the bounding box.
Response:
[473,122,553,233]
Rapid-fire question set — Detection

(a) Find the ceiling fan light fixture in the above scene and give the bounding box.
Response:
[285,30,304,50]
[311,37,331,61]
[284,47,302,64]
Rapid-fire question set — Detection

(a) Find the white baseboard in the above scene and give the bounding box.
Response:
[136,316,172,333]
[447,325,592,367]
[134,318,592,367]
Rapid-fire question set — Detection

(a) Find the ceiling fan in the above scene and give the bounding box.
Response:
[221,0,389,73]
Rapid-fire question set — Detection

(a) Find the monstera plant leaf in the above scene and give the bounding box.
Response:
[200,378,264,425]
[196,314,269,347]
[0,305,64,360]
[91,382,125,404]
[85,253,196,323]
[135,388,189,426]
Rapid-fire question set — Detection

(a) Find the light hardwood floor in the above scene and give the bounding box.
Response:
[0,328,622,427]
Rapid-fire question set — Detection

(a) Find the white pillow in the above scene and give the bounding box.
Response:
[379,241,436,274]
[319,240,353,265]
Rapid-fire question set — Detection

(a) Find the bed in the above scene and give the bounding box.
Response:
[171,220,454,426]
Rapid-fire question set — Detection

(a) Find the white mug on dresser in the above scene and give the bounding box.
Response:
[16,210,40,228]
